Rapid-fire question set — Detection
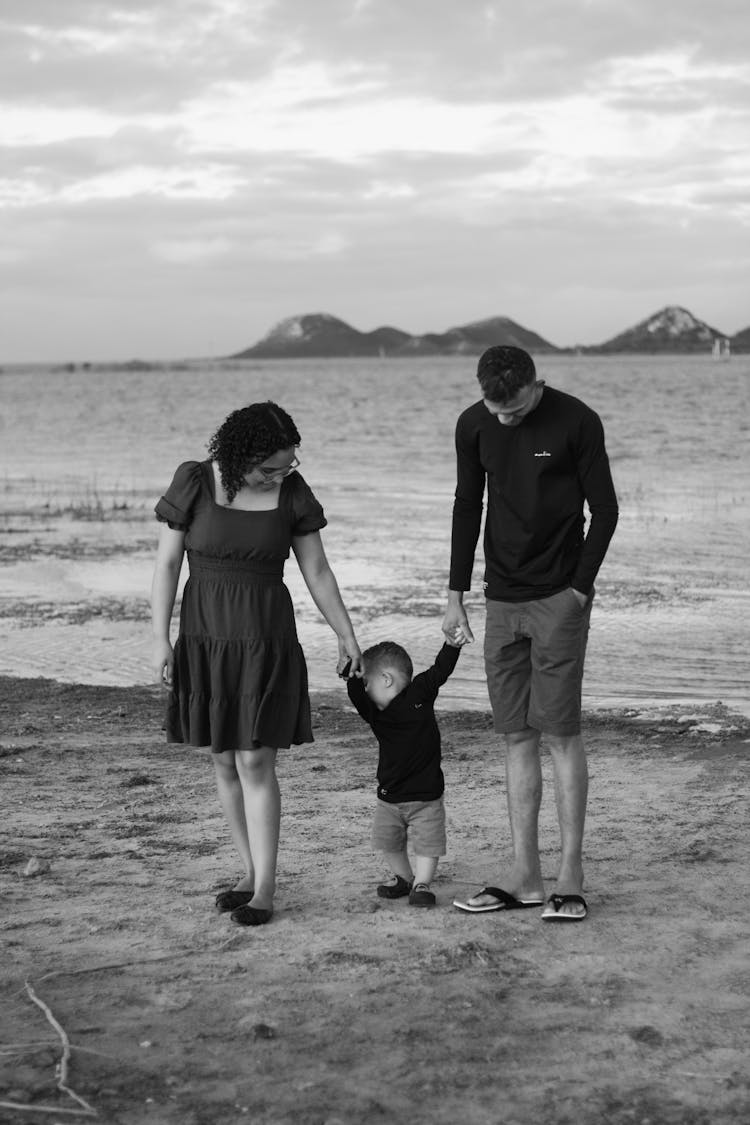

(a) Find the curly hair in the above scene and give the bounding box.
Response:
[362,641,413,684]
[207,401,301,503]
[476,345,536,403]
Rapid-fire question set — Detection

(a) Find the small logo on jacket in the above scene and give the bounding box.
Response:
[534,450,551,457]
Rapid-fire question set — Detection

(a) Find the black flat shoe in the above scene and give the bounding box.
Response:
[231,904,273,926]
[215,889,254,913]
[376,875,413,899]
[409,883,436,907]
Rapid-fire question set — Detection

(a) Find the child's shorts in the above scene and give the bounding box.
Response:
[372,796,446,857]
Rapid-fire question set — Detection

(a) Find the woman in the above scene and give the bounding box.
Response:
[151,401,362,926]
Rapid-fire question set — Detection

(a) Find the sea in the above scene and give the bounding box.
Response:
[1,353,748,716]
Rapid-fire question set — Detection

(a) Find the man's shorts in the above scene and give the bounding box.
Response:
[372,796,446,857]
[484,587,594,737]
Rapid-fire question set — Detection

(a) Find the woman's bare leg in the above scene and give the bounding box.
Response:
[212,750,255,892]
[235,746,280,912]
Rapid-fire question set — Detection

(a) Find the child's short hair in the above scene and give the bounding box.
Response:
[362,641,413,683]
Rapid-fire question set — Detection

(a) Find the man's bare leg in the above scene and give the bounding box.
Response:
[546,732,588,917]
[466,727,545,907]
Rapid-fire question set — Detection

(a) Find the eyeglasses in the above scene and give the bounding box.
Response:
[255,455,300,481]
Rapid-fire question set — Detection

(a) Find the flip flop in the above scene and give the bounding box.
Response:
[541,893,588,922]
[452,886,545,913]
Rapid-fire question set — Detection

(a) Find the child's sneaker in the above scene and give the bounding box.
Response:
[376,875,413,899]
[409,883,436,907]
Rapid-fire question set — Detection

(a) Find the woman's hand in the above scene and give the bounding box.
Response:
[152,639,174,687]
[151,524,185,688]
[292,532,364,677]
[338,636,363,678]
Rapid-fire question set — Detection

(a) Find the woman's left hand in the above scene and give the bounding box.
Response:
[337,636,363,678]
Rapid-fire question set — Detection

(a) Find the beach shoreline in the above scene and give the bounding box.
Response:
[2,674,749,1123]
[2,506,749,718]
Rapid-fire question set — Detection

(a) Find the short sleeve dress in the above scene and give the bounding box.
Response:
[155,460,327,752]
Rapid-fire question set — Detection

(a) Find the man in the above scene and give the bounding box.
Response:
[443,345,618,921]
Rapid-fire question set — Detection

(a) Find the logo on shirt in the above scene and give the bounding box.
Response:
[534,450,551,457]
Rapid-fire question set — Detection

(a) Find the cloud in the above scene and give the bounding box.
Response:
[0,2,276,137]
[0,0,748,360]
[152,236,233,263]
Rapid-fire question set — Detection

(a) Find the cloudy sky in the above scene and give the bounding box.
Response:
[2,0,749,361]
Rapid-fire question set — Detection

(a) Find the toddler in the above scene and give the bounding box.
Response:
[342,638,462,906]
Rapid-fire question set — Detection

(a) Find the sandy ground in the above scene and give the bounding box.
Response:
[2,674,749,1125]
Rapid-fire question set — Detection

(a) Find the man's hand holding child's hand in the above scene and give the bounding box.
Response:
[447,627,469,648]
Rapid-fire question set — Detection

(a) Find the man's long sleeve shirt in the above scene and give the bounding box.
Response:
[449,387,618,600]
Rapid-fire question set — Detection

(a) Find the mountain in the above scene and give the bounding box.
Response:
[588,306,727,354]
[230,312,558,359]
[395,316,558,355]
[230,305,745,358]
[230,314,412,359]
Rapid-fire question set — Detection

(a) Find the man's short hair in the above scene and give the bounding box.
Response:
[362,641,413,683]
[476,345,536,404]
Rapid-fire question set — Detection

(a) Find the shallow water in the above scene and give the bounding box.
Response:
[1,355,748,714]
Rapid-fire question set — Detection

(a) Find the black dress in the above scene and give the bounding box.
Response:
[155,460,327,752]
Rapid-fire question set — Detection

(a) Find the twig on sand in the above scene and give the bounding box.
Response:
[676,1070,734,1081]
[0,1102,96,1117]
[34,951,183,985]
[0,1041,116,1061]
[0,1041,54,1053]
[20,981,97,1117]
